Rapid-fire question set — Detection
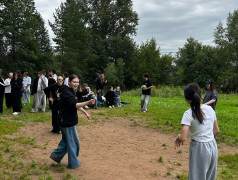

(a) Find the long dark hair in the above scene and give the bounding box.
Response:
[184,83,204,124]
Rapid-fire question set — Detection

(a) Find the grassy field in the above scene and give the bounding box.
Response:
[0,87,237,179]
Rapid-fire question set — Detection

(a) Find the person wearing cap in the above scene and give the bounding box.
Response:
[141,74,154,112]
[203,80,218,111]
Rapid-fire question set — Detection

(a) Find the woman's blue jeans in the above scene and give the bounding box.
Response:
[50,126,80,169]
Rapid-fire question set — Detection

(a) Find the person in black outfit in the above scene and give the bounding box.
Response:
[0,71,5,114]
[105,86,116,108]
[76,86,84,102]
[48,72,56,110]
[50,74,95,169]
[11,72,23,115]
[141,74,154,112]
[96,74,107,100]
[44,76,65,133]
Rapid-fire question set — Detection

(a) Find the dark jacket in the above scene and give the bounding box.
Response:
[58,86,79,127]
[105,90,115,102]
[0,78,5,97]
[48,78,56,87]
[96,79,106,91]
[44,83,67,101]
[31,77,39,95]
[11,78,22,96]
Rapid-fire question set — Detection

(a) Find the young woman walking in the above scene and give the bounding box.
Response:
[50,74,95,169]
[175,83,220,180]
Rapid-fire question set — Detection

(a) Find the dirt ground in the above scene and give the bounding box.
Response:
[10,111,238,180]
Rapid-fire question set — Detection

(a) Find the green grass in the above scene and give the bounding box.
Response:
[0,90,237,179]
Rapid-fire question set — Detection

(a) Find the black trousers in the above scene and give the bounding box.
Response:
[12,95,21,113]
[51,100,60,132]
[5,93,12,108]
[0,95,3,113]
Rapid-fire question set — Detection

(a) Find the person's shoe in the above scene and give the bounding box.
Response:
[112,105,114,108]
[142,111,147,113]
[50,156,60,163]
[109,106,112,108]
[31,109,36,113]
[13,112,19,115]
[84,105,89,109]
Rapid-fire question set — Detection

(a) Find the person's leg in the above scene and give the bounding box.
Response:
[0,95,3,113]
[143,95,151,112]
[188,141,213,180]
[206,139,218,180]
[26,90,30,104]
[12,95,16,113]
[15,95,22,113]
[50,129,67,163]
[52,102,60,132]
[65,126,80,168]
[141,94,146,111]
[5,93,11,108]
[42,94,46,112]
[22,91,26,105]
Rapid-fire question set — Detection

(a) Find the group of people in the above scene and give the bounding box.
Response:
[1,69,220,179]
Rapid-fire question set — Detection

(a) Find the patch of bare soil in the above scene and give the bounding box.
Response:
[10,112,238,180]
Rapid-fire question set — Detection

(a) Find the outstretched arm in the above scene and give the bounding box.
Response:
[175,125,189,148]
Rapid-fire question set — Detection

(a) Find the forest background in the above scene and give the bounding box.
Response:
[1,0,238,92]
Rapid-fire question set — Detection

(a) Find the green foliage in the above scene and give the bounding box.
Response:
[0,0,54,76]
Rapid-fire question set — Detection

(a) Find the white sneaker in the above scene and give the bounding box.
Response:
[84,106,89,109]
[31,109,36,113]
[142,111,146,113]
[112,105,114,108]
[13,112,19,115]
[109,106,112,108]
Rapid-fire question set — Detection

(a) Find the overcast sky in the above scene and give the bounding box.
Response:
[34,0,237,54]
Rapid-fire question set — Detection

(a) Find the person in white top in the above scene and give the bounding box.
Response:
[22,72,31,105]
[4,72,13,108]
[175,83,220,180]
[35,70,48,112]
[63,72,69,86]
[52,70,57,82]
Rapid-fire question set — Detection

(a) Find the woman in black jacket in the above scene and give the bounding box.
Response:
[11,72,23,115]
[50,74,95,169]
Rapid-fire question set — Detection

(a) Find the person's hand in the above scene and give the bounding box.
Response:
[175,135,183,148]
[86,113,91,120]
[49,97,54,102]
[89,99,95,105]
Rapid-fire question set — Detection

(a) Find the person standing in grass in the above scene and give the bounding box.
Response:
[141,74,153,112]
[22,72,31,105]
[4,72,13,108]
[203,79,218,111]
[11,72,23,115]
[44,76,65,134]
[0,71,5,114]
[50,74,95,169]
[114,86,121,107]
[175,83,220,180]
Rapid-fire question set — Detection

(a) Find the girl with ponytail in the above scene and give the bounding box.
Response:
[175,83,220,180]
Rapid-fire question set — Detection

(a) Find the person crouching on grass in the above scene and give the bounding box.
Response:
[50,74,95,169]
[175,83,219,180]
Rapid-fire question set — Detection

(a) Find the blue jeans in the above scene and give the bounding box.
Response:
[115,97,121,107]
[50,126,80,168]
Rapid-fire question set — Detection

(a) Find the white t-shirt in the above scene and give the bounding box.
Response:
[4,78,11,93]
[53,74,57,81]
[23,76,31,91]
[181,105,217,142]
[64,77,69,86]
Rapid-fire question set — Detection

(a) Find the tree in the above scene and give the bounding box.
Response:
[0,0,53,75]
[176,38,217,87]
[213,9,238,92]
